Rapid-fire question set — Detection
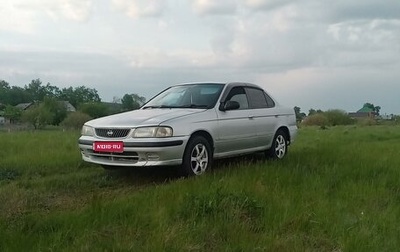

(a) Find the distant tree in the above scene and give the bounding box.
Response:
[363,102,381,116]
[21,104,52,129]
[294,106,306,122]
[43,82,61,98]
[309,108,323,116]
[131,93,146,106]
[61,111,92,130]
[0,82,31,105]
[3,105,22,123]
[25,79,46,101]
[0,80,10,104]
[42,97,67,125]
[0,80,9,89]
[8,86,31,105]
[59,86,101,108]
[121,94,135,111]
[79,102,108,118]
[363,103,374,110]
[121,93,146,111]
[374,106,381,116]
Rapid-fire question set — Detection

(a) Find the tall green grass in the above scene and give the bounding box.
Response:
[1,126,400,251]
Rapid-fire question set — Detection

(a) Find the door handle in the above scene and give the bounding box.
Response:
[249,116,254,119]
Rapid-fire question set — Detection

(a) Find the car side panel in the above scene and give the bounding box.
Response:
[214,109,258,155]
[249,107,279,149]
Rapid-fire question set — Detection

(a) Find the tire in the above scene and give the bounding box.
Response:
[181,135,212,176]
[266,130,288,159]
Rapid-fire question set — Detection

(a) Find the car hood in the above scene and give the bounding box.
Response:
[85,108,206,128]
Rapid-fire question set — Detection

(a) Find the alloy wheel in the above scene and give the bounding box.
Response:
[190,143,209,175]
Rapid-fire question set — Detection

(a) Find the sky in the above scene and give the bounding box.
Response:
[1,0,399,115]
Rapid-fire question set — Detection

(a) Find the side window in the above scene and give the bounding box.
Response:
[264,93,275,108]
[226,87,249,109]
[246,87,268,109]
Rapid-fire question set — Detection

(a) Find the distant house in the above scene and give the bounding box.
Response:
[378,114,393,120]
[15,102,34,111]
[60,101,76,112]
[348,106,376,119]
[15,101,76,112]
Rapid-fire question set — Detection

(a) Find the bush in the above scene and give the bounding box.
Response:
[301,110,355,127]
[301,114,329,127]
[358,118,377,126]
[79,102,109,118]
[61,112,92,130]
[21,105,53,129]
[324,109,354,126]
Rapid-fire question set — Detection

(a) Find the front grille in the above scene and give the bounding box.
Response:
[95,128,131,138]
[85,149,139,163]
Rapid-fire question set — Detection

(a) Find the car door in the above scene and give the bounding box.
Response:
[215,86,258,156]
[245,87,278,149]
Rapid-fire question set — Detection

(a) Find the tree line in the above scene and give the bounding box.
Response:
[0,79,146,129]
[0,79,101,107]
[293,102,392,128]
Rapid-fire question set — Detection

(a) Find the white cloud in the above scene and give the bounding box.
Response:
[328,19,400,47]
[0,1,36,34]
[112,0,165,18]
[59,0,92,22]
[326,19,400,67]
[244,0,292,11]
[2,0,400,113]
[121,47,218,69]
[43,0,93,22]
[192,0,237,16]
[0,0,92,33]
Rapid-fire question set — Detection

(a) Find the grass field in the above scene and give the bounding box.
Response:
[1,125,400,251]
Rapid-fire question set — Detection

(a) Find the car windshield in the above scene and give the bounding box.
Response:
[143,84,224,109]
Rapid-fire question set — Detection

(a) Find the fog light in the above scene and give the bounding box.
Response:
[81,150,90,157]
[146,153,160,161]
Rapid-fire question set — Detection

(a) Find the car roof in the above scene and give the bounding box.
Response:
[173,82,261,89]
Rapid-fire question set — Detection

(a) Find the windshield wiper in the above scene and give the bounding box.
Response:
[142,105,176,109]
[143,104,210,109]
[181,104,210,109]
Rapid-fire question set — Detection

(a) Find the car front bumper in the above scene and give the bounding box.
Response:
[78,136,189,167]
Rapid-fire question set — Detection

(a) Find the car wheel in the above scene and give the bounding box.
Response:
[266,130,288,159]
[181,136,212,176]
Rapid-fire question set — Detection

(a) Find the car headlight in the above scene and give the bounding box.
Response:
[81,125,95,136]
[132,127,173,138]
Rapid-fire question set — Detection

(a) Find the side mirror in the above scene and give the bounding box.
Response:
[220,100,240,111]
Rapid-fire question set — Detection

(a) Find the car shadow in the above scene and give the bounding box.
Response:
[104,153,267,186]
[103,165,181,186]
[212,152,266,172]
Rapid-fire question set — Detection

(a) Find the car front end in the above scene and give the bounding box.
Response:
[78,108,206,167]
[79,125,190,167]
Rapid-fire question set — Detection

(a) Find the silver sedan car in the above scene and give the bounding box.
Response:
[79,82,297,176]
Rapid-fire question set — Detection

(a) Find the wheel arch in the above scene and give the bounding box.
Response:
[180,130,214,176]
[187,130,214,152]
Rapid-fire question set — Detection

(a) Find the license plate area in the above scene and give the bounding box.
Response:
[93,142,124,153]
